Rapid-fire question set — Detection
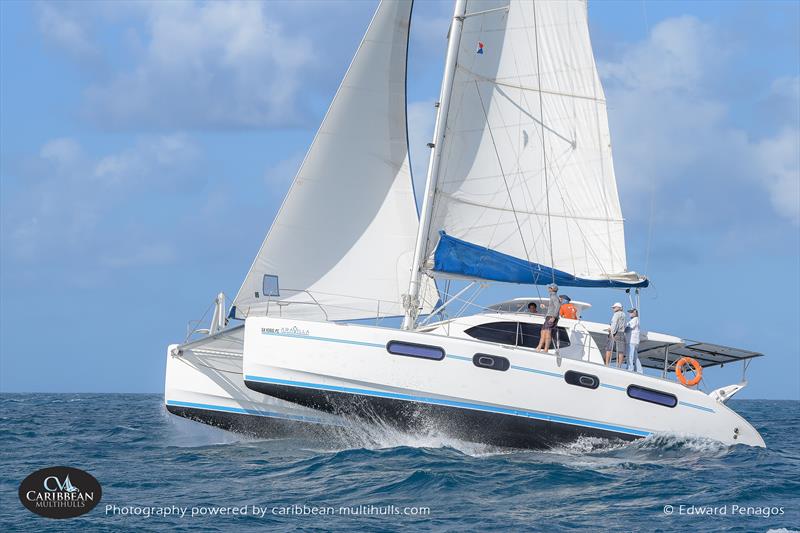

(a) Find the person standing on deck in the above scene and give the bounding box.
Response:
[605,302,626,366]
[626,308,642,373]
[536,284,560,352]
[559,295,578,319]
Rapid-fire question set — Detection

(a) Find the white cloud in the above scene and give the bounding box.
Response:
[36,2,101,65]
[754,127,800,223]
[40,137,83,164]
[770,76,800,102]
[68,1,315,129]
[2,135,202,266]
[601,16,726,93]
[599,16,800,224]
[32,1,399,132]
[93,134,200,188]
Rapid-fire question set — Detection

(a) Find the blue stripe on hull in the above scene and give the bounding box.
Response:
[165,399,340,426]
[244,375,651,438]
[257,330,715,414]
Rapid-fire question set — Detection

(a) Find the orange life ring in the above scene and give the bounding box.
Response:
[676,357,702,387]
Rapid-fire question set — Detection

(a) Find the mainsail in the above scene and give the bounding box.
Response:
[232,0,439,321]
[418,0,647,288]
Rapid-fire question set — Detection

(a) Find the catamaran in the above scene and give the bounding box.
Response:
[165,0,765,448]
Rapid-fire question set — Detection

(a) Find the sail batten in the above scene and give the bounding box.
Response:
[232,0,438,321]
[419,0,643,286]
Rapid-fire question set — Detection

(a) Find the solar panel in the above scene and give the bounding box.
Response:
[639,340,763,371]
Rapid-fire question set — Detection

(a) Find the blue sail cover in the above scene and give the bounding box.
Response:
[433,233,649,288]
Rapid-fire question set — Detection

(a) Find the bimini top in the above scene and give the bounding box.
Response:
[486,297,591,317]
[638,340,764,370]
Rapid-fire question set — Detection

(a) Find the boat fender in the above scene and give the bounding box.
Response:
[676,357,702,387]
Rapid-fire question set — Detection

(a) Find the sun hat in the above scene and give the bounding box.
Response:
[548,283,558,291]
[612,302,623,309]
[560,295,571,302]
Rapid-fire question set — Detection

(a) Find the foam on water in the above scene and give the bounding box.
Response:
[2,395,797,533]
[308,412,510,457]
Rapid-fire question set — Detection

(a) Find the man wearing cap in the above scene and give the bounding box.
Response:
[559,295,578,320]
[605,302,627,366]
[626,308,642,373]
[536,284,561,352]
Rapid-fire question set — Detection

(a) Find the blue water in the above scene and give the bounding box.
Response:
[1,395,798,532]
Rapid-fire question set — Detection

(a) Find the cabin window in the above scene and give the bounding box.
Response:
[386,341,445,361]
[262,274,280,297]
[627,385,677,408]
[565,370,599,389]
[464,322,518,346]
[518,323,571,348]
[473,354,510,371]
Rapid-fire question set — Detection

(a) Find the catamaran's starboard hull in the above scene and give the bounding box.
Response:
[164,326,345,438]
[242,317,766,449]
[245,380,639,448]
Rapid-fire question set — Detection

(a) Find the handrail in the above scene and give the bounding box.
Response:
[265,288,330,322]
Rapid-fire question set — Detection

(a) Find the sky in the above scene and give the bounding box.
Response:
[1,0,798,399]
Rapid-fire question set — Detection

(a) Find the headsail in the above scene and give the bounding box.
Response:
[420,0,646,288]
[232,0,439,321]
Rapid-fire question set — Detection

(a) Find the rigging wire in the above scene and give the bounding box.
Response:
[641,0,657,282]
[531,1,556,284]
[473,80,538,278]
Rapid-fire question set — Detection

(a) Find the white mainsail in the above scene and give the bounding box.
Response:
[232,0,438,321]
[421,0,641,284]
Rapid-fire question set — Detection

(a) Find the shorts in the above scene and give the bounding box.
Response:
[605,336,625,354]
[542,316,559,332]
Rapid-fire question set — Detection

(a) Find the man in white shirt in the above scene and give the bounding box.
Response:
[626,308,642,373]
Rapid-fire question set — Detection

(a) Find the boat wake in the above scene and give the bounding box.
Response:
[162,401,740,459]
[316,413,510,457]
[309,420,743,462]
[537,432,737,466]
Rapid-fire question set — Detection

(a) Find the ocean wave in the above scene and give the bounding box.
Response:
[2,395,797,532]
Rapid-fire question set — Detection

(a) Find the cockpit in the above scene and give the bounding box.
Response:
[484,297,591,320]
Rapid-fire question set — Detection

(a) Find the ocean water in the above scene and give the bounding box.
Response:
[1,395,797,532]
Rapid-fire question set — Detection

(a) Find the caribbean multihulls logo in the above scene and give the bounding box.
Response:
[19,466,102,519]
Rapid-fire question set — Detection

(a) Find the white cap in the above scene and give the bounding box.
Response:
[612,302,623,309]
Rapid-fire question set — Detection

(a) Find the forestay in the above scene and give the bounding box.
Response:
[423,0,645,287]
[232,0,438,321]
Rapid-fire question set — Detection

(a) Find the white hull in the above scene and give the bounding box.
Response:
[164,326,343,436]
[241,317,765,448]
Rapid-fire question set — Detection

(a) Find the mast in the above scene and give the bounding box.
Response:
[402,0,468,330]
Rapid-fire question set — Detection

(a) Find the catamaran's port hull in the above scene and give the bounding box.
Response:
[165,403,339,439]
[164,326,345,438]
